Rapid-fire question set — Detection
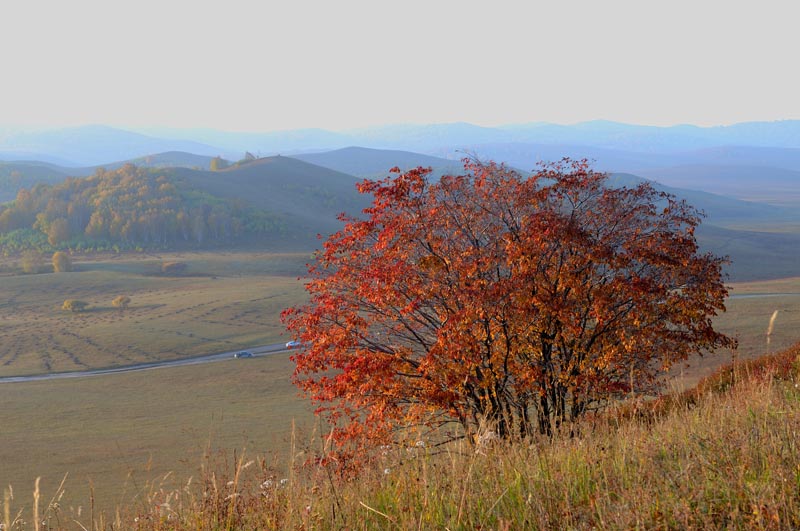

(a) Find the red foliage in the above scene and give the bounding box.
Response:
[282,158,735,463]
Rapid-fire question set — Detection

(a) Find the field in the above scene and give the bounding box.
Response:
[0,251,308,376]
[670,277,800,389]
[0,353,316,518]
[1,251,799,521]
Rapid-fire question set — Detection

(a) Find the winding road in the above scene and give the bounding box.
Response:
[0,343,292,384]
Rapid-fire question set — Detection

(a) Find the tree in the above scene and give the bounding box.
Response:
[62,299,88,312]
[282,159,735,464]
[210,156,229,171]
[47,217,70,246]
[112,295,131,311]
[52,251,72,273]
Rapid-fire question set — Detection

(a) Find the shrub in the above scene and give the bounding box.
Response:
[161,261,188,275]
[112,295,131,310]
[51,251,73,273]
[62,299,89,312]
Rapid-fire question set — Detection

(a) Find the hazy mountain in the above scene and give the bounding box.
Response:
[0,151,81,167]
[290,146,463,178]
[675,146,800,172]
[347,122,512,152]
[135,127,354,156]
[8,120,800,170]
[0,125,231,166]
[498,120,800,152]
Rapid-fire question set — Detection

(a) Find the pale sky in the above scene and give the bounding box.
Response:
[1,0,797,132]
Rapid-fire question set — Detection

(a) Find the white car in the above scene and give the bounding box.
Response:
[285,340,304,349]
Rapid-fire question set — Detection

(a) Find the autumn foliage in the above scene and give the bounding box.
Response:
[282,159,735,463]
[51,250,72,272]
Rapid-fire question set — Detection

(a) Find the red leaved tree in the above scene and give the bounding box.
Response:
[282,159,735,462]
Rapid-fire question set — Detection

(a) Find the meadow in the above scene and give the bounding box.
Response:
[1,251,799,526]
[0,252,308,376]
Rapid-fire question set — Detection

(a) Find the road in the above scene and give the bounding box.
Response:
[0,343,292,384]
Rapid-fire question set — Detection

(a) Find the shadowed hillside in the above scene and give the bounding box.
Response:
[0,162,69,202]
[696,224,800,281]
[636,164,800,206]
[170,156,369,244]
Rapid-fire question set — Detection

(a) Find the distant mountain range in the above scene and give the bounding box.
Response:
[0,125,232,166]
[290,147,463,179]
[6,119,800,168]
[1,120,799,280]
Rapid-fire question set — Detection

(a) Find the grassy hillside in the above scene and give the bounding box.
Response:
[0,352,314,518]
[171,156,369,245]
[0,267,797,522]
[636,164,800,206]
[4,341,799,530]
[697,224,800,281]
[0,162,69,202]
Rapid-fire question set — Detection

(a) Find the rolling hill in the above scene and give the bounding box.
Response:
[607,173,800,229]
[695,223,800,281]
[0,152,225,203]
[0,162,70,202]
[169,156,368,244]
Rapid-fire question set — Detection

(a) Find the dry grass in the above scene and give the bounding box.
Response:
[5,344,799,530]
[667,276,800,390]
[0,251,308,376]
[0,353,315,521]
[2,257,800,529]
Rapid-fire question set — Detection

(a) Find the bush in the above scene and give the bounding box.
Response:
[51,251,72,273]
[161,261,188,275]
[62,299,89,312]
[112,295,131,310]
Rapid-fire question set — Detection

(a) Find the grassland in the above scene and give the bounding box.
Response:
[1,252,799,527]
[670,277,800,389]
[6,343,800,530]
[0,251,308,376]
[0,351,316,519]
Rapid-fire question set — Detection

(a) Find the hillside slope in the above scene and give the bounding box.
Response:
[170,156,368,243]
[0,162,69,202]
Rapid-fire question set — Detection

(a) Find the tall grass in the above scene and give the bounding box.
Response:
[2,345,800,531]
[4,343,800,530]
